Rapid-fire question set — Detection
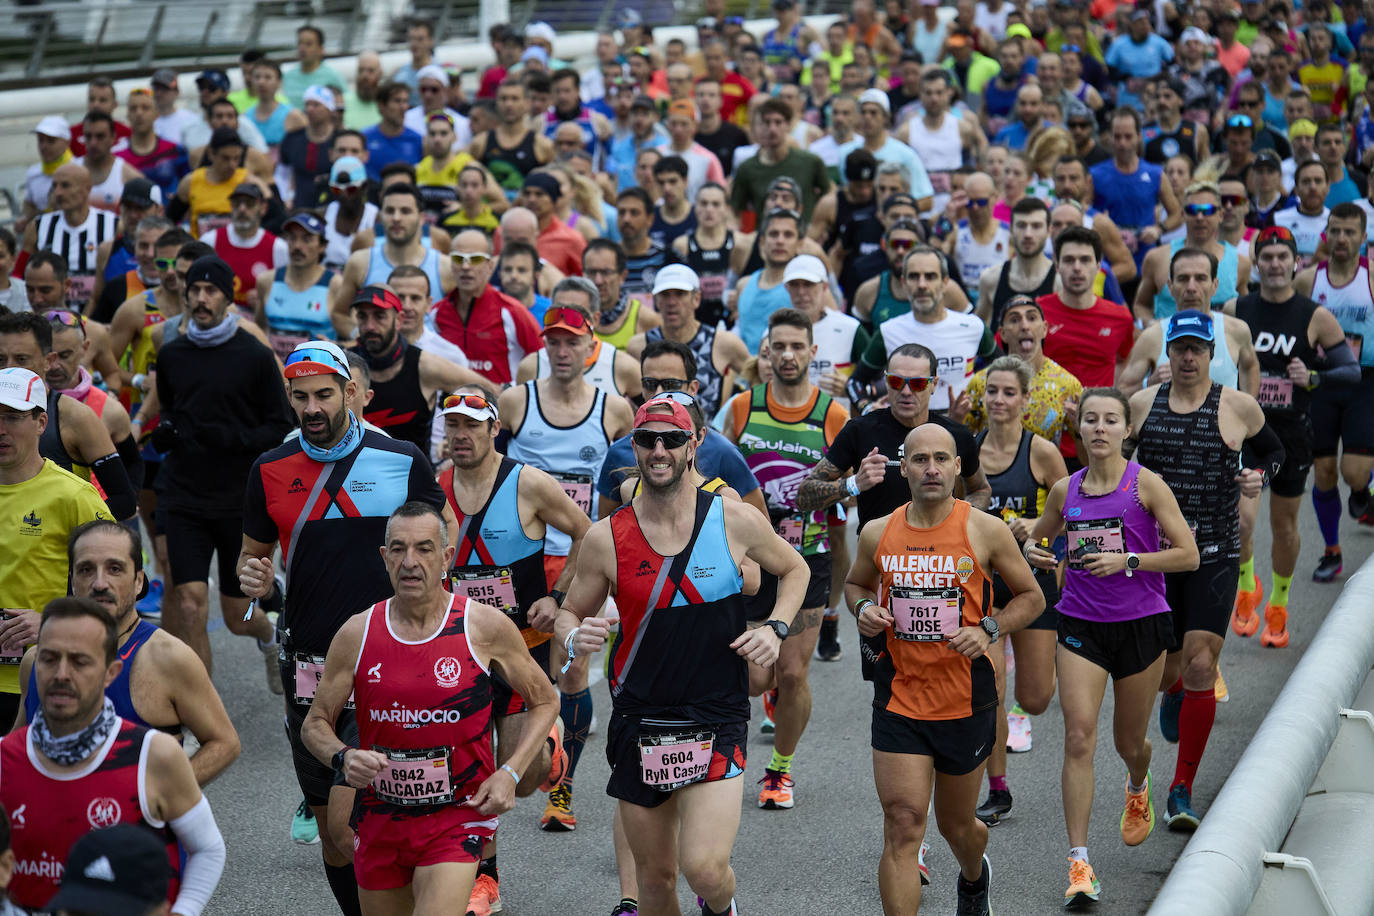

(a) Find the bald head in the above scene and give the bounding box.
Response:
[452,228,493,255]
[963,171,994,200]
[901,423,962,502]
[1016,84,1043,104]
[500,207,539,245]
[55,162,91,189]
[907,423,957,455]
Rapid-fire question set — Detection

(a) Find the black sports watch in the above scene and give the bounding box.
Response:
[549,588,567,606]
[979,616,999,641]
[764,620,790,641]
[332,747,352,776]
[1126,553,1141,577]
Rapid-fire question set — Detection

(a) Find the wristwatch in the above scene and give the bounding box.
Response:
[549,588,567,606]
[1125,553,1141,578]
[764,620,791,641]
[979,616,999,641]
[331,747,352,776]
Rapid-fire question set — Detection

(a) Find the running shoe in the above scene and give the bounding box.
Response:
[757,769,794,809]
[609,900,638,916]
[919,841,930,886]
[466,873,501,916]
[136,577,164,621]
[1230,573,1263,637]
[1215,669,1229,703]
[1313,550,1343,583]
[1166,783,1200,831]
[976,788,1013,826]
[539,720,568,792]
[1349,482,1372,520]
[290,798,319,845]
[1158,690,1183,744]
[541,783,576,831]
[259,636,283,696]
[1064,858,1100,908]
[1007,705,1032,753]
[955,854,992,916]
[1120,772,1154,846]
[760,689,777,735]
[815,616,842,661]
[1260,604,1290,648]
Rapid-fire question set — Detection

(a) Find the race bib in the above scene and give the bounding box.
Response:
[1258,375,1294,409]
[450,567,519,617]
[68,273,96,308]
[372,746,455,806]
[699,273,727,302]
[889,586,962,642]
[556,474,593,515]
[777,516,804,551]
[1066,517,1125,568]
[639,729,715,791]
[269,330,311,362]
[197,212,232,236]
[293,654,355,707]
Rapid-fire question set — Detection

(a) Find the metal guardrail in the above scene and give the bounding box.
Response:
[1147,556,1374,915]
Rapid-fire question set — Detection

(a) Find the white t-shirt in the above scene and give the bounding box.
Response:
[875,309,987,410]
[811,309,864,409]
[415,327,470,464]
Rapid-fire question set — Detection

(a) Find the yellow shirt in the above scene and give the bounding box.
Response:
[188,166,248,237]
[963,356,1083,457]
[416,151,473,189]
[0,460,110,693]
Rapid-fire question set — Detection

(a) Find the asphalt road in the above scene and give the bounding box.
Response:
[194,503,1368,916]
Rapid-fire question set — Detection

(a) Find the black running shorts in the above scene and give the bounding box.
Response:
[281,661,359,807]
[745,552,832,622]
[1311,368,1374,458]
[871,705,996,776]
[164,510,246,597]
[606,714,747,808]
[1166,558,1240,646]
[1265,413,1315,499]
[1057,612,1172,680]
[992,570,1059,631]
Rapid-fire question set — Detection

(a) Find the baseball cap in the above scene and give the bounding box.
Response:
[630,94,658,112]
[32,115,71,141]
[783,254,827,285]
[652,264,701,295]
[845,148,878,182]
[151,68,178,89]
[697,15,719,28]
[1130,8,1150,20]
[283,341,352,379]
[667,99,698,121]
[542,306,593,336]
[1253,149,1282,169]
[634,398,694,433]
[330,155,367,185]
[857,87,891,114]
[415,63,451,87]
[302,84,338,111]
[1006,22,1033,38]
[283,212,326,236]
[45,825,170,916]
[1180,26,1210,43]
[195,69,230,92]
[618,9,643,28]
[767,175,802,200]
[521,45,551,66]
[881,192,919,213]
[208,127,244,149]
[229,182,263,201]
[0,368,46,413]
[773,0,798,9]
[120,178,162,208]
[351,285,403,312]
[946,31,972,47]
[1289,118,1318,139]
[522,171,561,201]
[525,20,557,44]
[1254,224,1299,257]
[439,392,499,422]
[1165,309,1215,343]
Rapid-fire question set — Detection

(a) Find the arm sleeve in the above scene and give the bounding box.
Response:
[114,433,144,499]
[1317,339,1361,385]
[1242,421,1286,482]
[90,452,137,521]
[166,193,189,224]
[168,796,226,916]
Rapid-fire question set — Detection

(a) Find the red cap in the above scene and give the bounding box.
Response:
[633,398,694,432]
[350,284,403,312]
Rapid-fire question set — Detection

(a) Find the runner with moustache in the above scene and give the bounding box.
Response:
[302,501,559,916]
[517,279,642,400]
[628,264,750,420]
[501,297,634,833]
[436,385,583,914]
[554,397,809,916]
[722,308,849,810]
[16,520,240,786]
[1293,203,1374,582]
[1224,226,1356,647]
[583,239,664,352]
[0,598,226,915]
[255,212,338,361]
[846,422,1045,916]
[1024,389,1199,908]
[1125,310,1283,830]
[239,341,451,916]
[977,198,1055,332]
[969,358,1069,827]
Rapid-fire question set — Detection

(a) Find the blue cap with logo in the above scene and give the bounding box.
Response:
[1165,309,1215,343]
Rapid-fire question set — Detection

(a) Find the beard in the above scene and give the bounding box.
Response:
[301,406,348,446]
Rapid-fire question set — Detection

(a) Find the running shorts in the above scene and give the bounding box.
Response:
[606,714,747,808]
[745,553,832,622]
[1166,558,1239,646]
[991,570,1059,631]
[870,705,996,776]
[1265,412,1315,498]
[491,639,553,718]
[164,510,246,597]
[353,803,494,891]
[1310,368,1374,458]
[1057,611,1172,680]
[281,663,360,807]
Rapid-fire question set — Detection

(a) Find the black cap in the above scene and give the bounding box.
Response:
[208,127,244,150]
[186,255,236,302]
[45,825,171,916]
[629,95,658,112]
[845,148,878,182]
[1253,148,1282,169]
[150,67,178,88]
[195,69,230,92]
[229,181,264,201]
[120,177,161,208]
[881,192,919,212]
[773,0,798,8]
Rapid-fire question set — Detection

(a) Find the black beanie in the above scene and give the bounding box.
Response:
[185,255,236,303]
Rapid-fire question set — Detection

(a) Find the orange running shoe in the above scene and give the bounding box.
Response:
[540,783,576,831]
[1065,857,1101,907]
[466,872,501,916]
[757,769,795,809]
[1261,604,1290,648]
[538,719,567,792]
[1214,669,1229,703]
[1120,772,1155,846]
[1230,573,1263,637]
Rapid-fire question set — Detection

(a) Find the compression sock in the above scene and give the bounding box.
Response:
[823,606,840,620]
[324,863,362,916]
[1069,846,1089,864]
[1238,556,1255,592]
[1173,688,1217,792]
[1313,486,1342,549]
[560,688,593,780]
[768,749,793,774]
[478,856,498,881]
[1272,572,1293,607]
[988,774,1008,792]
[1166,677,1183,696]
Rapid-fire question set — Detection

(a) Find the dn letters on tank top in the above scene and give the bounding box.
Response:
[1235,292,1320,414]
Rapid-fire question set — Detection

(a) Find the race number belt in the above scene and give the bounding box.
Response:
[1066,517,1125,569]
[638,727,715,791]
[293,653,355,708]
[450,566,520,618]
[1257,375,1293,410]
[888,586,962,642]
[555,473,594,515]
[372,745,455,806]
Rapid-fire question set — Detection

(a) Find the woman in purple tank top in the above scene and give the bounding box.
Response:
[1025,388,1198,908]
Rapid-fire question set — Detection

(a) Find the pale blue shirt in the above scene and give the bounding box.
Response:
[833,135,934,199]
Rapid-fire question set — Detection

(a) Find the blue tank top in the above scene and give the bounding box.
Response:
[762,23,803,67]
[1090,159,1163,230]
[1152,240,1241,319]
[364,241,443,298]
[1155,310,1238,389]
[247,102,292,146]
[263,267,336,359]
[737,272,793,354]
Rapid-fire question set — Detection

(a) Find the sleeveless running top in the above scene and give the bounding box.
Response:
[1056,461,1170,623]
[1234,292,1322,417]
[37,389,75,472]
[631,474,727,501]
[956,221,1010,305]
[596,296,644,351]
[991,260,1056,331]
[1311,258,1374,368]
[736,272,792,354]
[480,129,540,194]
[1136,382,1240,560]
[685,231,734,314]
[607,489,747,722]
[264,267,336,360]
[1153,240,1240,319]
[358,345,433,458]
[906,112,962,210]
[187,166,247,236]
[119,292,164,414]
[208,227,280,306]
[978,430,1046,521]
[645,323,725,417]
[364,240,443,298]
[352,595,495,815]
[247,102,292,146]
[762,23,804,69]
[1155,311,1238,389]
[649,207,698,250]
[86,162,126,211]
[870,271,908,328]
[505,381,609,556]
[535,338,622,396]
[872,499,996,721]
[735,384,833,556]
[324,200,379,271]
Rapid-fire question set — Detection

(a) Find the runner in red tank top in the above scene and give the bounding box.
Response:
[204,183,286,311]
[303,501,558,914]
[0,598,225,916]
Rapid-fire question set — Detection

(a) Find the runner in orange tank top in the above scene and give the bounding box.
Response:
[845,423,1044,916]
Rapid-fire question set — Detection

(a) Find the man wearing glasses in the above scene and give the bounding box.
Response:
[853,216,931,332]
[239,338,451,916]
[943,172,1009,312]
[1134,181,1251,324]
[1065,104,1111,167]
[1234,82,1294,159]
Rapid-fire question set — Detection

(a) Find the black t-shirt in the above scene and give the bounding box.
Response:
[823,408,981,527]
[695,121,751,178]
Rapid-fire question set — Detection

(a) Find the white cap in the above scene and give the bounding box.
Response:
[32,115,71,141]
[525,21,557,45]
[415,63,451,87]
[439,394,499,422]
[783,254,827,285]
[857,88,890,114]
[1180,26,1210,43]
[302,85,337,111]
[0,368,46,412]
[652,264,700,294]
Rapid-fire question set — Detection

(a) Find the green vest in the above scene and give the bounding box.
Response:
[736,384,832,556]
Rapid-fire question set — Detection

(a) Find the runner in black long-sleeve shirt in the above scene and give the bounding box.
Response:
[153,254,294,684]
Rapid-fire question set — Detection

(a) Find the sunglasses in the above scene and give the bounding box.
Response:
[154,257,178,271]
[44,309,86,332]
[1068,120,1094,128]
[1221,194,1247,206]
[1061,44,1082,53]
[285,346,349,374]
[1184,202,1219,216]
[648,390,698,408]
[887,374,937,393]
[543,307,590,330]
[631,428,692,450]
[1258,225,1295,242]
[129,87,153,97]
[641,376,690,392]
[443,393,496,413]
[966,197,991,207]
[1226,114,1254,128]
[888,237,917,251]
[330,182,364,195]
[451,252,492,266]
